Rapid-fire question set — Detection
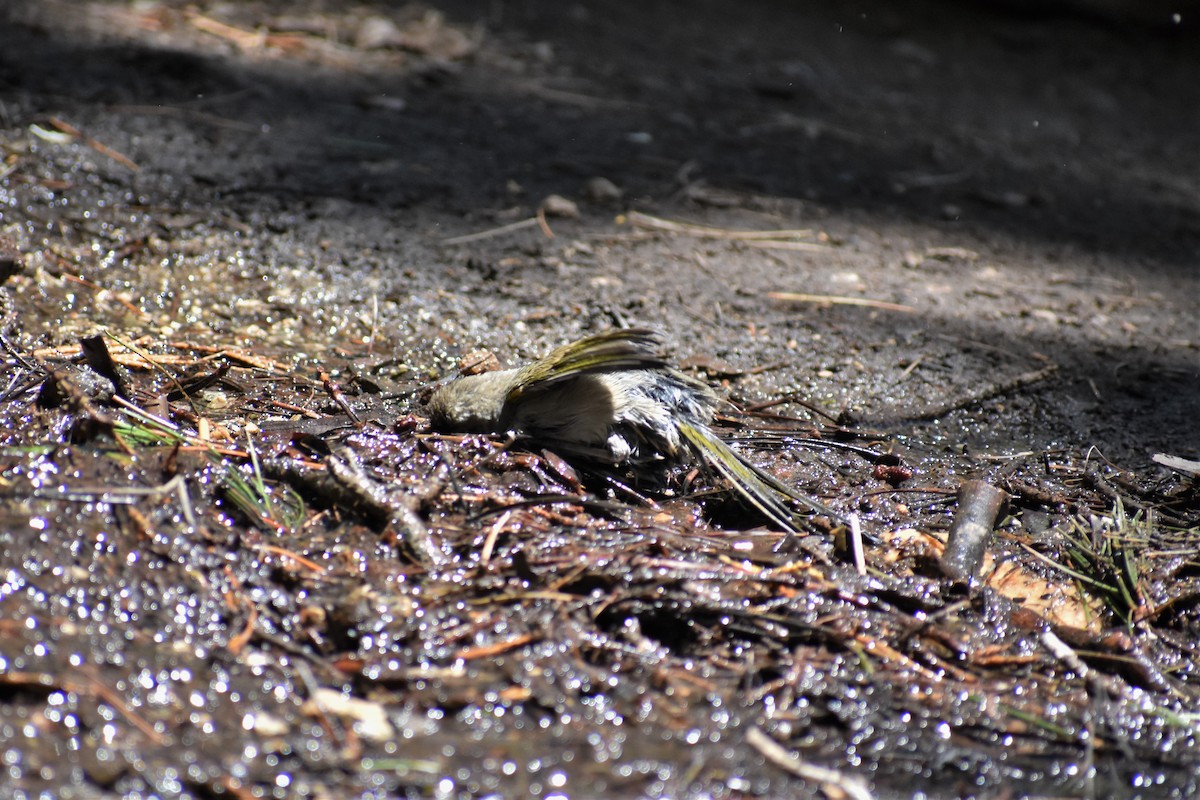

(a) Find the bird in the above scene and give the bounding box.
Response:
[427,327,831,534]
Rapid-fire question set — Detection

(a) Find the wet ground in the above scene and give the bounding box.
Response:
[1,1,1199,798]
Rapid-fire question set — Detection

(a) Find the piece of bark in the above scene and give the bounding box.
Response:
[941,480,1008,580]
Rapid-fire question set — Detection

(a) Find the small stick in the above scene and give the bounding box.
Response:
[745,727,873,800]
[870,364,1059,423]
[442,217,540,245]
[109,103,263,133]
[186,10,267,50]
[479,509,513,565]
[367,294,378,356]
[848,514,866,576]
[269,400,323,419]
[744,240,831,252]
[52,272,147,318]
[0,670,165,745]
[767,291,916,313]
[897,355,923,381]
[455,633,536,661]
[739,394,842,424]
[46,116,140,171]
[322,447,448,568]
[105,331,201,413]
[626,211,814,240]
[535,205,556,238]
[320,371,359,422]
[255,544,326,573]
[226,594,258,656]
[1153,453,1200,478]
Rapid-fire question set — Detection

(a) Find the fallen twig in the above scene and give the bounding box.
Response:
[744,239,831,252]
[868,363,1060,423]
[443,217,541,245]
[626,211,816,241]
[45,116,140,171]
[767,291,916,313]
[324,447,447,568]
[745,726,873,800]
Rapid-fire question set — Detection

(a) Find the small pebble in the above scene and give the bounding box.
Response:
[460,349,501,374]
[583,177,623,203]
[540,194,580,218]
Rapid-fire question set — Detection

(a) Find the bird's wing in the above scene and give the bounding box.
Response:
[509,328,667,400]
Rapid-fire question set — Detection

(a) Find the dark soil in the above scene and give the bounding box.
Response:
[1,1,1198,798]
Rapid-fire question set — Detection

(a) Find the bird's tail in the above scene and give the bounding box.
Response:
[678,421,842,534]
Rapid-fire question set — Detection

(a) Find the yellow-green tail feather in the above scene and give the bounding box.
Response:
[678,422,804,533]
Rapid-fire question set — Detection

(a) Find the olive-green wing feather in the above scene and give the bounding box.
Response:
[509,328,667,399]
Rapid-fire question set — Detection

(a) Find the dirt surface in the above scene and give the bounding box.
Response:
[1,1,1199,798]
